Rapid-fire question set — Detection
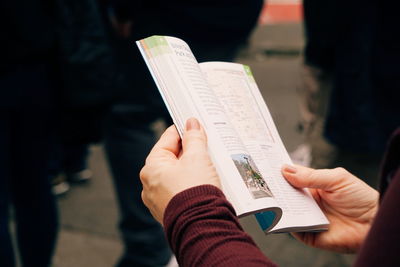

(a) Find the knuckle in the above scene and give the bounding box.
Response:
[332,167,353,185]
[306,168,318,180]
[187,132,206,144]
[139,167,149,182]
[141,191,149,205]
[185,151,210,163]
[333,167,348,176]
[144,155,152,165]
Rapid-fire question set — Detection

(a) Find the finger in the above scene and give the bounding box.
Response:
[282,165,352,191]
[181,118,208,154]
[148,125,181,158]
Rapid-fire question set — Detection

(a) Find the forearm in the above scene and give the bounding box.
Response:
[354,168,400,266]
[164,185,276,267]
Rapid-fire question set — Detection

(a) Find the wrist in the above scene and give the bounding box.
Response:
[164,185,225,225]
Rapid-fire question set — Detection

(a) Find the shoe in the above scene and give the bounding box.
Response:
[51,175,70,196]
[289,144,312,167]
[67,169,93,183]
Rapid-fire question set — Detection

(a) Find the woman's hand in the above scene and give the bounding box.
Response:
[282,165,379,253]
[140,118,221,224]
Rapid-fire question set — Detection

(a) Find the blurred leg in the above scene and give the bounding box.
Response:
[63,143,90,174]
[10,109,59,267]
[297,64,336,168]
[0,111,16,267]
[105,107,171,267]
[48,142,63,179]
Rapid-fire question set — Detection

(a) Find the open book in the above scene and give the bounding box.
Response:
[137,36,329,233]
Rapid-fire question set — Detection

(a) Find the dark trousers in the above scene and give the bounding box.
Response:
[0,110,58,267]
[104,108,171,267]
[0,65,58,267]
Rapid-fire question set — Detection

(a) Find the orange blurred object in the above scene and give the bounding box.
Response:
[259,0,303,24]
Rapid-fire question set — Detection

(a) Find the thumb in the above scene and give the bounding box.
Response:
[182,118,208,154]
[282,164,351,191]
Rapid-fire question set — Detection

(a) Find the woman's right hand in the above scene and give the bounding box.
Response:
[282,165,379,253]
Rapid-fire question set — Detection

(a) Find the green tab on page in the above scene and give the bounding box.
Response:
[144,36,171,57]
[243,65,256,83]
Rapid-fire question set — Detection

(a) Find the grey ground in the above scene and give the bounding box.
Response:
[53,23,360,267]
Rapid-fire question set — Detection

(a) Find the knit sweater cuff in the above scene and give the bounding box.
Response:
[164,184,226,225]
[163,185,231,250]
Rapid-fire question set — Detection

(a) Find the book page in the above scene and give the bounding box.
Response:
[137,36,281,218]
[199,62,328,232]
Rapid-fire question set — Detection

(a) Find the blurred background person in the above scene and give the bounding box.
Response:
[52,0,117,197]
[0,0,116,265]
[0,1,59,266]
[98,0,264,266]
[293,0,400,187]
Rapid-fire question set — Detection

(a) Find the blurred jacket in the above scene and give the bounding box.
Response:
[104,0,263,123]
[57,0,121,143]
[0,0,57,108]
[111,0,263,44]
[57,0,117,109]
[57,0,118,143]
[0,0,56,66]
[1,0,117,143]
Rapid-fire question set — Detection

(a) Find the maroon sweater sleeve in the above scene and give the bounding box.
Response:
[164,185,277,267]
[354,129,400,267]
[354,167,400,266]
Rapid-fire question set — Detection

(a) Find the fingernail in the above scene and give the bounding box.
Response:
[186,118,200,131]
[282,164,297,174]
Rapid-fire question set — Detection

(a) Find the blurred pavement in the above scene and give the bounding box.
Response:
[53,23,355,267]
